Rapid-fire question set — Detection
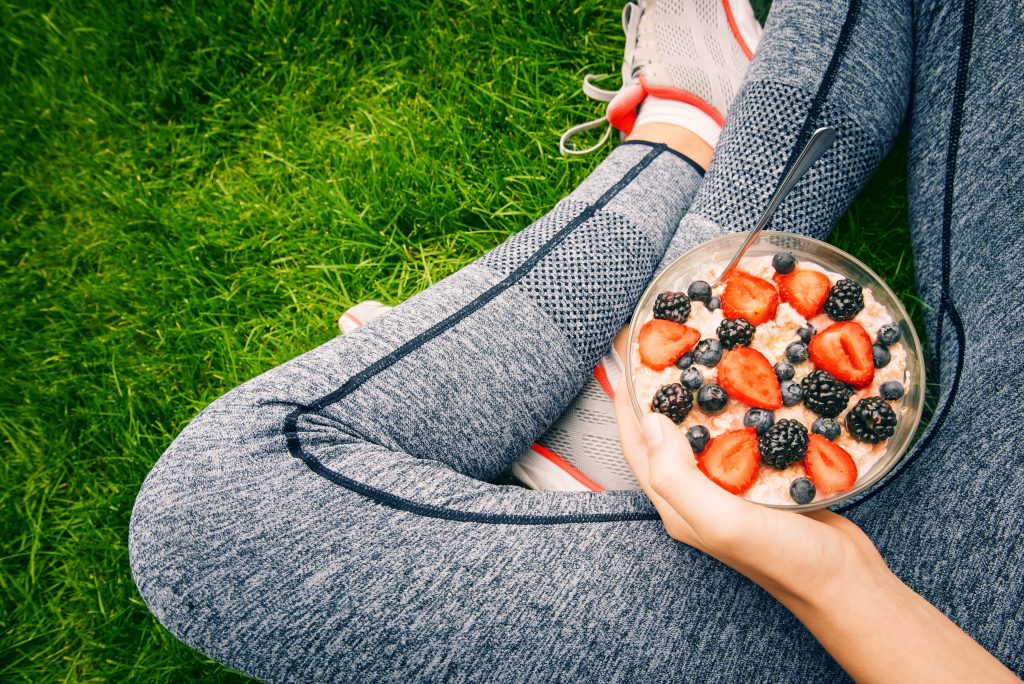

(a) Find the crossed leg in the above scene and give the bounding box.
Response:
[129,0,1024,681]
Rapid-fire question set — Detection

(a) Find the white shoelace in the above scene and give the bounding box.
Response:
[559,2,653,156]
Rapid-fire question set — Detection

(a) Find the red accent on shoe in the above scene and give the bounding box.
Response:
[606,83,646,135]
[341,312,364,327]
[593,361,615,399]
[722,0,755,60]
[639,75,726,127]
[530,443,605,492]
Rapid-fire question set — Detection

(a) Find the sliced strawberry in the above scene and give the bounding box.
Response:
[804,434,858,495]
[697,427,760,494]
[808,321,875,387]
[638,319,700,371]
[773,269,831,319]
[717,347,783,409]
[721,271,779,325]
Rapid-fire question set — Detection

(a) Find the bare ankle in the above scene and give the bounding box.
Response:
[627,123,713,170]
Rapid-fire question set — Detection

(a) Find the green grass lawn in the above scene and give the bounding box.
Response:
[1,0,923,680]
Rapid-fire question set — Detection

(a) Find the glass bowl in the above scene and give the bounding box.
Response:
[625,231,926,511]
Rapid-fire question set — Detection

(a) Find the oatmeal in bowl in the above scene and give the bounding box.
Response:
[626,231,926,511]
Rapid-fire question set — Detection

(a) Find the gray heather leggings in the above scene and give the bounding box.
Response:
[130,0,1024,680]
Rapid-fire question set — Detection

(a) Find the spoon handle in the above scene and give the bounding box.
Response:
[711,126,837,287]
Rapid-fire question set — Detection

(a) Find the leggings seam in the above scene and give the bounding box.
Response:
[283,146,670,524]
[837,0,973,512]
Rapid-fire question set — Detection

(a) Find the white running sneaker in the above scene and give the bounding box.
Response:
[560,0,762,154]
[511,352,642,492]
[337,301,640,491]
[338,300,391,334]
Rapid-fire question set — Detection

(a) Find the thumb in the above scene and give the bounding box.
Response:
[640,413,696,498]
[640,413,742,524]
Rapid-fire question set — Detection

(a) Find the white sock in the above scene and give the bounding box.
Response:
[634,95,723,149]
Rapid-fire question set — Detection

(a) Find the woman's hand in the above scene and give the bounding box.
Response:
[613,379,884,598]
[614,380,1021,683]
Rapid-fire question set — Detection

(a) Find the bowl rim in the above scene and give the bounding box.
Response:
[625,230,927,512]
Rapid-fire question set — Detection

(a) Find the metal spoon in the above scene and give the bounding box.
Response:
[710,126,837,287]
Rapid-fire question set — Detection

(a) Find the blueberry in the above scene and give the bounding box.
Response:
[705,296,721,311]
[880,380,905,400]
[812,416,841,441]
[680,367,704,390]
[774,360,795,382]
[789,477,816,505]
[877,324,901,346]
[686,425,711,453]
[674,352,694,370]
[872,343,891,368]
[786,341,810,364]
[780,380,804,406]
[687,280,712,303]
[772,251,797,274]
[744,408,775,435]
[797,324,816,344]
[697,383,729,414]
[692,339,723,367]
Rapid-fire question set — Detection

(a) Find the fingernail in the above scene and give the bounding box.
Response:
[641,413,664,448]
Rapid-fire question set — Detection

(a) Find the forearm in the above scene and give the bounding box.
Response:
[770,557,1019,683]
[628,396,1018,682]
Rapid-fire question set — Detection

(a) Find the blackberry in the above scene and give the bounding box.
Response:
[786,341,810,363]
[824,279,864,321]
[697,383,729,414]
[872,344,891,368]
[653,291,692,324]
[693,339,723,367]
[880,380,905,401]
[801,370,853,418]
[797,324,816,344]
[774,360,795,382]
[651,383,693,424]
[687,280,712,302]
[706,296,721,311]
[717,318,755,349]
[789,477,816,505]
[772,251,797,274]
[780,381,804,406]
[877,323,901,346]
[687,425,711,453]
[680,367,704,390]
[758,419,809,470]
[674,352,694,370]
[744,408,775,435]
[812,416,841,441]
[846,397,898,443]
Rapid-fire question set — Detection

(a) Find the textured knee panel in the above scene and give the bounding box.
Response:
[481,200,659,364]
[689,80,880,237]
